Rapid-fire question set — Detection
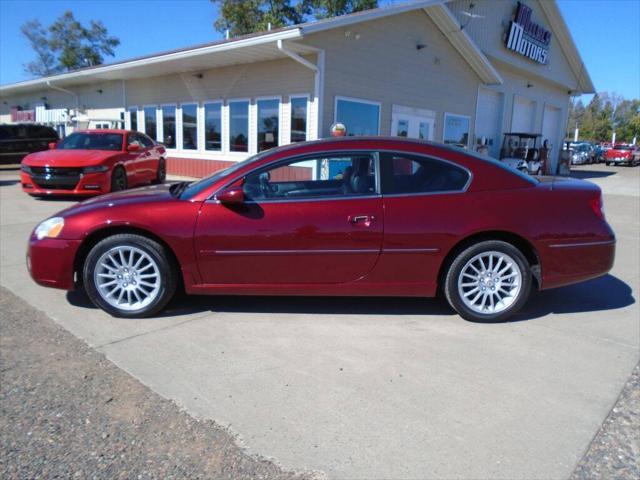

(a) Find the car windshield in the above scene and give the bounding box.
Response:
[179,150,272,199]
[58,132,123,151]
[612,145,632,151]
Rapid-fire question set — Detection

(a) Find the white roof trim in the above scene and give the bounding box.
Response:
[301,0,445,34]
[0,29,302,93]
[1,0,503,94]
[424,4,503,85]
[538,1,595,94]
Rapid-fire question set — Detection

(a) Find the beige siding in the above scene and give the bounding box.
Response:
[304,10,482,141]
[447,0,579,90]
[124,57,314,106]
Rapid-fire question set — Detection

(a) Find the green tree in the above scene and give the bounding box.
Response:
[211,0,378,36]
[298,0,379,19]
[21,11,119,77]
[213,0,303,36]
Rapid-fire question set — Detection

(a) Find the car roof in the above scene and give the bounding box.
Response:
[74,129,130,134]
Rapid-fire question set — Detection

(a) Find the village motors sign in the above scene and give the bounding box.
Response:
[505,2,552,65]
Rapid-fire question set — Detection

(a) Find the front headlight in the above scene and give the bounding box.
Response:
[82,165,109,173]
[21,164,32,173]
[35,217,64,240]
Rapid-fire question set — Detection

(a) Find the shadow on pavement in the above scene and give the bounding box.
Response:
[0,179,20,187]
[514,274,634,321]
[571,169,617,179]
[66,273,634,322]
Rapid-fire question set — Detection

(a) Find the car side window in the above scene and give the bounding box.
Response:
[242,153,377,201]
[138,133,155,148]
[381,153,469,195]
[127,133,142,149]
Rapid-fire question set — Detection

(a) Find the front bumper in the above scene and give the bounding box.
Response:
[608,157,631,164]
[27,236,82,290]
[21,169,111,196]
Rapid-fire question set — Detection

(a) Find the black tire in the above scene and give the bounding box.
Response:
[83,233,177,318]
[444,240,532,323]
[154,158,166,184]
[111,166,127,192]
[605,162,611,166]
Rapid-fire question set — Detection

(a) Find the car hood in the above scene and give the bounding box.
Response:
[23,149,119,167]
[58,183,178,217]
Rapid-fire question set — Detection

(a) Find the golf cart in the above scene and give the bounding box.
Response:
[499,133,543,175]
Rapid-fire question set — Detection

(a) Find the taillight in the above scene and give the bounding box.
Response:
[590,194,605,220]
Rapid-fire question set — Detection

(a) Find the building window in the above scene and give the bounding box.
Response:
[257,98,279,152]
[290,96,308,143]
[204,102,222,151]
[443,113,470,148]
[128,109,138,131]
[144,106,157,141]
[335,97,380,136]
[229,100,249,152]
[181,104,198,150]
[161,105,176,148]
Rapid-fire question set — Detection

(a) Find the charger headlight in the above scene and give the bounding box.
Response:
[35,217,64,240]
[82,165,109,173]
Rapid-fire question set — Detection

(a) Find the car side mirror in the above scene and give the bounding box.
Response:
[127,143,140,152]
[216,187,245,204]
[48,142,57,149]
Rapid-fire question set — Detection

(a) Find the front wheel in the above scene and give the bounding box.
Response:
[111,166,127,192]
[444,240,532,322]
[83,234,177,318]
[154,158,166,184]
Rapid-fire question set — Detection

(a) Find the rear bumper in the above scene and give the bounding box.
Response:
[540,239,616,290]
[27,236,82,290]
[21,171,111,196]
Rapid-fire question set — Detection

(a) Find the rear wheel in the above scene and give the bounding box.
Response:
[444,240,532,322]
[83,234,177,318]
[111,167,127,192]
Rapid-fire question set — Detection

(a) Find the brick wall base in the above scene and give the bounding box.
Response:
[166,157,234,178]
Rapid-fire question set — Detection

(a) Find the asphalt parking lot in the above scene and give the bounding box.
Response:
[1,163,639,479]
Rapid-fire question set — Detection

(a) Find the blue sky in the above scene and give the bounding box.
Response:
[1,0,639,101]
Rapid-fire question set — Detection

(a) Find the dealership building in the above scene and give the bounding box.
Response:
[0,0,593,177]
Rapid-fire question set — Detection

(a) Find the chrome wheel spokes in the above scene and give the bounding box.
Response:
[94,246,161,312]
[457,251,522,315]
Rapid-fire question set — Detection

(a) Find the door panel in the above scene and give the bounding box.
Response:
[194,197,383,284]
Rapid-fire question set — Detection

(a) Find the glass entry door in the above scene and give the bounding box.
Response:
[391,105,436,141]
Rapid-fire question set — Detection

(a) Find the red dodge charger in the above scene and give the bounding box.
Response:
[21,129,166,196]
[26,137,615,322]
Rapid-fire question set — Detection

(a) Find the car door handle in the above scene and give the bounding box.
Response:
[349,215,375,227]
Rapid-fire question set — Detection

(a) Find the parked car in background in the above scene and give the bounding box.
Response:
[0,123,58,164]
[605,144,638,166]
[26,137,615,323]
[569,143,592,165]
[499,133,542,175]
[594,144,608,163]
[21,129,166,197]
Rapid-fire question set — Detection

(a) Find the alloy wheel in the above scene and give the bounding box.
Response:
[457,251,523,315]
[94,245,161,312]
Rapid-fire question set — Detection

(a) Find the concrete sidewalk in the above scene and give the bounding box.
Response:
[1,165,638,479]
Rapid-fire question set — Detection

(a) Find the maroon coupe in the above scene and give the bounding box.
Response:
[21,129,166,196]
[27,137,615,322]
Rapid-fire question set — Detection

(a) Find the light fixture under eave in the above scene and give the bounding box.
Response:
[193,73,204,79]
[526,82,534,88]
[416,43,427,50]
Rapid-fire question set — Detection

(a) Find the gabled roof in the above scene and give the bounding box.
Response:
[0,0,591,95]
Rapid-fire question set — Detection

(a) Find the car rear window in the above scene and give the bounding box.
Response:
[382,153,470,194]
